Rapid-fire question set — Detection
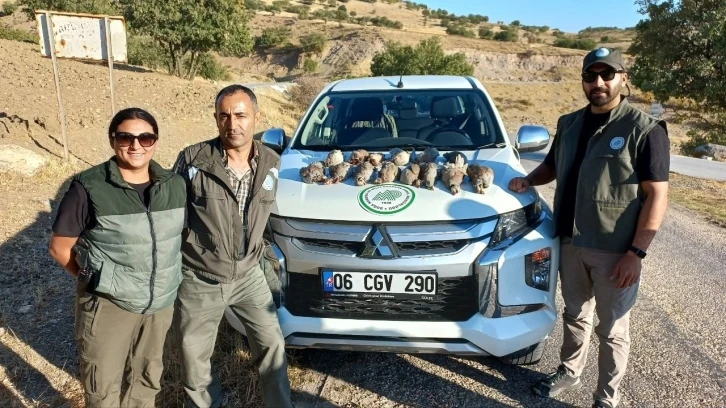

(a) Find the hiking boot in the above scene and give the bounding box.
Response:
[532,364,582,398]
[592,400,613,408]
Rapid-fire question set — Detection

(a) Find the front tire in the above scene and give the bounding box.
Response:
[499,339,547,365]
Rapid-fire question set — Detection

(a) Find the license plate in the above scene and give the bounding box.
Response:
[321,270,437,300]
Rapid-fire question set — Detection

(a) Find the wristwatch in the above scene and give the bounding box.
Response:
[629,245,647,259]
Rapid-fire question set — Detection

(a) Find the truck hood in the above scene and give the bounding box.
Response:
[273,147,538,222]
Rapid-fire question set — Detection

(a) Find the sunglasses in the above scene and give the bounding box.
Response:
[581,69,624,83]
[111,132,158,147]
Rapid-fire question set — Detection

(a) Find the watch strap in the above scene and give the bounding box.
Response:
[629,245,647,259]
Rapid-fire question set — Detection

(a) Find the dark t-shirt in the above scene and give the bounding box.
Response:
[544,108,670,237]
[52,180,183,237]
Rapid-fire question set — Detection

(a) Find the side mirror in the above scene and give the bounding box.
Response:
[260,128,289,154]
[515,125,550,153]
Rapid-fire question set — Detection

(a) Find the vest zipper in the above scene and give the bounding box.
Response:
[141,189,158,314]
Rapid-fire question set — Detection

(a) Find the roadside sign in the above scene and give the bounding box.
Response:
[35,10,128,159]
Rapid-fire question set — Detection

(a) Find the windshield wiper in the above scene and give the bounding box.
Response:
[301,144,354,151]
[476,142,508,149]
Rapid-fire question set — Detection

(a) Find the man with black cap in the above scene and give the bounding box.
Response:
[508,48,670,408]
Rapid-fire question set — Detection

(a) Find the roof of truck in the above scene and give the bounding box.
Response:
[328,75,476,92]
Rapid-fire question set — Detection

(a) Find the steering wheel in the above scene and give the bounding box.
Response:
[425,126,471,143]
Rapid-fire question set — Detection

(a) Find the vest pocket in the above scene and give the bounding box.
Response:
[187,229,219,253]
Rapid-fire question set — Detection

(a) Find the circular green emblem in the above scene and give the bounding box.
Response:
[358,184,416,215]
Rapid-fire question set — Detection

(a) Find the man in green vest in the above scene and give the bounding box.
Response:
[509,48,670,408]
[172,85,292,408]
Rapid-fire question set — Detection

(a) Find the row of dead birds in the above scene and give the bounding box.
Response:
[299,147,495,195]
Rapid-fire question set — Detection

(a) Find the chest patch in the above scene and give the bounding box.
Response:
[610,136,625,150]
[262,175,275,191]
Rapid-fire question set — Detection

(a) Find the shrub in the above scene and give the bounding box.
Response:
[289,76,327,110]
[299,33,327,54]
[0,23,38,43]
[479,27,494,39]
[255,27,292,50]
[511,20,521,26]
[2,2,18,15]
[601,35,610,42]
[446,25,475,38]
[554,37,597,50]
[302,58,318,73]
[371,37,474,76]
[186,53,231,81]
[494,29,519,42]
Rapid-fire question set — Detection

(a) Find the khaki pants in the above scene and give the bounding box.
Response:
[75,286,174,408]
[559,237,640,407]
[173,264,292,408]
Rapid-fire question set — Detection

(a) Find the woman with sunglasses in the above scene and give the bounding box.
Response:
[49,107,187,407]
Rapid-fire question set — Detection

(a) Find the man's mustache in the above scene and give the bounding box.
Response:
[590,87,610,97]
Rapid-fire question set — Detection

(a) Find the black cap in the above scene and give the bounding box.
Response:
[582,47,625,72]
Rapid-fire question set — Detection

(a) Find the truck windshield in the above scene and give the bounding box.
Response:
[291,89,507,151]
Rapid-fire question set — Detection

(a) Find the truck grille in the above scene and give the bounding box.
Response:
[297,238,363,253]
[285,272,478,322]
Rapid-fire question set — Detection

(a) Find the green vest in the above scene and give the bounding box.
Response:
[73,158,187,314]
[552,98,666,253]
[180,138,280,284]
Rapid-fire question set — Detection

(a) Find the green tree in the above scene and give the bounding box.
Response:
[479,27,494,39]
[18,0,118,19]
[629,0,726,150]
[119,0,253,80]
[370,37,474,76]
[494,28,519,42]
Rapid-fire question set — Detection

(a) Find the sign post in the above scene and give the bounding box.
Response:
[35,10,127,160]
[44,11,69,160]
[104,16,116,115]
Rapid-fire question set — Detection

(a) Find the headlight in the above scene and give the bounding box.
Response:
[490,196,542,247]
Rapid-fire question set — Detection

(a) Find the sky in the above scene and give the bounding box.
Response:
[414,0,647,33]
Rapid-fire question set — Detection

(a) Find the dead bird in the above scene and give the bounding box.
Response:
[368,152,385,167]
[325,162,354,185]
[399,163,421,186]
[418,162,440,190]
[349,149,369,165]
[389,148,411,166]
[442,156,468,195]
[355,161,375,186]
[416,147,440,164]
[325,149,344,167]
[300,162,328,184]
[467,164,495,194]
[374,161,400,184]
[443,151,468,166]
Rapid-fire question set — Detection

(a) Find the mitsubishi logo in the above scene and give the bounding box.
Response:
[359,225,398,259]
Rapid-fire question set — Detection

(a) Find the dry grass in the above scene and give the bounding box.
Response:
[156,321,265,407]
[668,172,726,226]
[288,76,328,111]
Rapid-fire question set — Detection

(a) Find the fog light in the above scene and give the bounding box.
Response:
[263,241,287,308]
[525,248,551,291]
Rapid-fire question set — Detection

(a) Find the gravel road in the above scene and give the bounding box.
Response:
[287,156,726,408]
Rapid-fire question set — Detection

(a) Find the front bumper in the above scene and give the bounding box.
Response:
[225,303,556,357]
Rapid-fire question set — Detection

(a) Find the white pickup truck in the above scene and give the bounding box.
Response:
[226,75,558,364]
